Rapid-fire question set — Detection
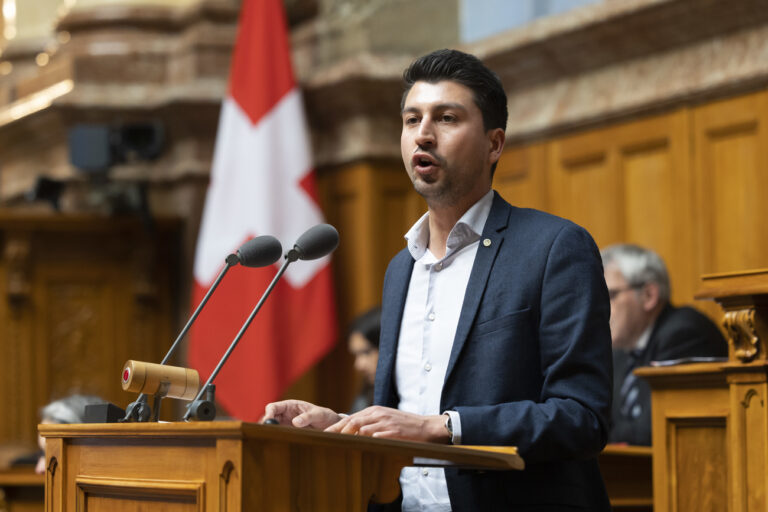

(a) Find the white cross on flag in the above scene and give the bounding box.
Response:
[189,0,337,421]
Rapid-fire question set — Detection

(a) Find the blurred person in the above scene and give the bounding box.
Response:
[34,394,103,474]
[602,244,727,446]
[347,307,382,413]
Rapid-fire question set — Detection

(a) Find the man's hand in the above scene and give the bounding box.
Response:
[324,406,450,443]
[263,400,342,430]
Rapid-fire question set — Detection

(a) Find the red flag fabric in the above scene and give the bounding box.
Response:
[189,0,337,421]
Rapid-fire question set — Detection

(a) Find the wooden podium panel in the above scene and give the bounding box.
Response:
[635,363,731,512]
[599,444,653,511]
[39,421,522,512]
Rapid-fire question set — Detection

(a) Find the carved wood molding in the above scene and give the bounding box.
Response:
[724,309,761,363]
[3,235,32,305]
[45,456,58,508]
[740,388,764,409]
[218,460,234,512]
[132,241,157,303]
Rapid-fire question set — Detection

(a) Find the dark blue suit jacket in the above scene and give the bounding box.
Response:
[373,192,613,511]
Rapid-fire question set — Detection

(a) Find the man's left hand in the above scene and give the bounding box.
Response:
[324,406,450,443]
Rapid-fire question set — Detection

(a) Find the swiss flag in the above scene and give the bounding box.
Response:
[189,0,337,421]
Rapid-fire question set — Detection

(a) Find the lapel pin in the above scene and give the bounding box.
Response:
[483,238,491,247]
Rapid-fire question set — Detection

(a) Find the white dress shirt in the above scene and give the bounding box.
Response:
[396,189,494,512]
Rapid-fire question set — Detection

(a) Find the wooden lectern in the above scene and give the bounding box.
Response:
[636,269,768,512]
[39,421,522,511]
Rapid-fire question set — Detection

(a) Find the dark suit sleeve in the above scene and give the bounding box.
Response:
[454,224,613,463]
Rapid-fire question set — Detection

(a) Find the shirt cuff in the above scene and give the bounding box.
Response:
[443,410,462,445]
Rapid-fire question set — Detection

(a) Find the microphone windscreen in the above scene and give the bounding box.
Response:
[237,236,283,267]
[294,224,339,260]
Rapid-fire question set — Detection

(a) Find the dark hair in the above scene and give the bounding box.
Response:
[348,306,382,349]
[401,49,508,161]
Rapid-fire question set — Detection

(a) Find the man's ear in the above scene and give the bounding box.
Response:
[640,282,661,313]
[488,127,505,165]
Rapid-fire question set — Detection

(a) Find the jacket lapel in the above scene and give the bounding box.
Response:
[374,250,414,407]
[443,192,511,386]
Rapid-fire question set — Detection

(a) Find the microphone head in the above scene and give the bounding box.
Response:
[237,236,283,267]
[293,224,339,261]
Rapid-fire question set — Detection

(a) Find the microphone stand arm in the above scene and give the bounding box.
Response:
[185,253,296,421]
[122,254,239,422]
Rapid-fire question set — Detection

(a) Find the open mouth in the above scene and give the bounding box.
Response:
[412,153,439,172]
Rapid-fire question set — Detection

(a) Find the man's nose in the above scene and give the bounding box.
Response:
[415,119,436,147]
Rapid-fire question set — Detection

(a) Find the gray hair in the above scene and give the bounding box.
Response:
[41,394,104,424]
[601,244,671,303]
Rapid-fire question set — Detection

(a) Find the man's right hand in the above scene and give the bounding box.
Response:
[262,399,342,430]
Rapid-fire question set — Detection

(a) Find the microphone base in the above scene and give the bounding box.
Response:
[185,400,216,421]
[85,403,127,423]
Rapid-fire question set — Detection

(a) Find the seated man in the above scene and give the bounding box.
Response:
[602,244,727,446]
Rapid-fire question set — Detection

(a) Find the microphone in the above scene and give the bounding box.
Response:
[286,223,339,262]
[184,224,340,421]
[122,360,200,401]
[229,236,283,267]
[122,235,283,422]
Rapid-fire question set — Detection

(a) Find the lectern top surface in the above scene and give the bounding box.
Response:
[39,420,524,471]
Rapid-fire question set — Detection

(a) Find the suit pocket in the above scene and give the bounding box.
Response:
[471,307,531,338]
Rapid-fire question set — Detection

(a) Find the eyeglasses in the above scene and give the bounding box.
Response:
[607,284,643,301]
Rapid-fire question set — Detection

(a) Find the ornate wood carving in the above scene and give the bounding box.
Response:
[219,460,234,512]
[4,236,31,306]
[45,456,58,509]
[47,457,57,478]
[740,388,763,408]
[723,309,760,362]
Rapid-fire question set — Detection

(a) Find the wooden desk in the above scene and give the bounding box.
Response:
[599,444,653,511]
[0,468,44,512]
[40,421,523,511]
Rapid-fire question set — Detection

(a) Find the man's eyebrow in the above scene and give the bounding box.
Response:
[401,103,468,115]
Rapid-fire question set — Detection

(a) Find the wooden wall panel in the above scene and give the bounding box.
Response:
[495,143,547,211]
[36,266,119,403]
[545,111,699,306]
[0,234,37,452]
[614,112,695,308]
[0,217,177,447]
[693,91,768,276]
[547,129,622,249]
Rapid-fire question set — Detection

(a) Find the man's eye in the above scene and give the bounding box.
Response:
[441,115,456,122]
[405,117,419,125]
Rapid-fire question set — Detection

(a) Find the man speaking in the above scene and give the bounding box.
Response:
[264,49,613,511]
